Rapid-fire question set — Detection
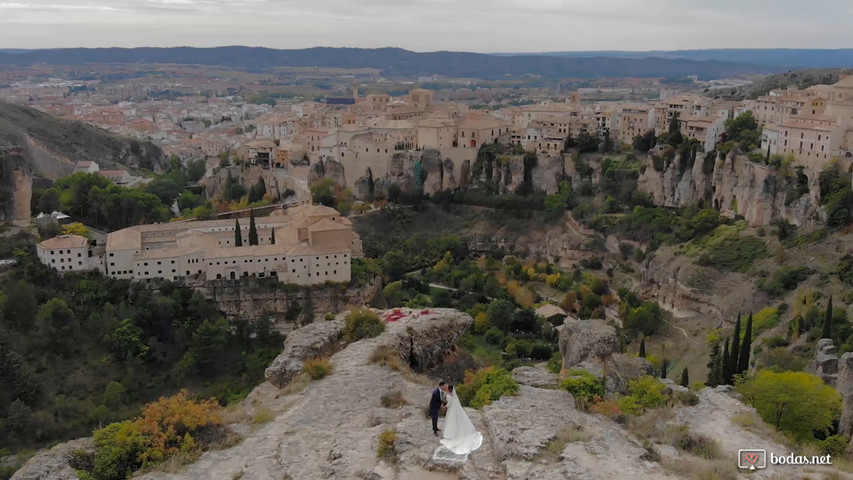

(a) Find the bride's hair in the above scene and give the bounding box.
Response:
[447,384,454,392]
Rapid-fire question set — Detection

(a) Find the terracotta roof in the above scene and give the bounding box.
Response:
[307,218,348,232]
[39,235,88,249]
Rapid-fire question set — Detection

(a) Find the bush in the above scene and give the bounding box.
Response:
[619,375,668,415]
[819,435,848,457]
[736,370,841,441]
[664,425,721,459]
[547,352,563,374]
[380,390,408,408]
[456,367,520,409]
[90,391,222,480]
[561,370,605,408]
[675,391,699,406]
[343,308,385,342]
[483,327,505,346]
[377,429,398,461]
[303,358,333,380]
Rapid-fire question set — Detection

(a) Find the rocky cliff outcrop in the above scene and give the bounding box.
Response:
[10,437,93,480]
[201,276,381,328]
[559,319,619,367]
[386,308,472,371]
[264,319,345,387]
[309,157,347,189]
[838,353,853,437]
[204,164,301,202]
[810,338,840,386]
[638,148,822,227]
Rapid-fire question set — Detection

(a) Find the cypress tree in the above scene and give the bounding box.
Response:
[680,367,689,388]
[707,342,722,387]
[661,357,668,379]
[248,209,258,246]
[270,227,276,245]
[722,337,731,384]
[729,315,741,384]
[234,218,243,247]
[738,313,753,375]
[822,296,833,339]
[639,337,646,358]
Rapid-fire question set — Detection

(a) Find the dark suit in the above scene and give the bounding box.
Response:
[429,388,444,433]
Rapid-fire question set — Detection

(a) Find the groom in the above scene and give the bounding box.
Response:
[429,381,449,436]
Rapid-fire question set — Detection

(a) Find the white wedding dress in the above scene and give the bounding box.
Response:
[439,391,483,456]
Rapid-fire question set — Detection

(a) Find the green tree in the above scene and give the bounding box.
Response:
[107,319,149,362]
[36,298,78,354]
[381,250,408,281]
[186,159,206,182]
[270,227,275,245]
[248,209,258,246]
[633,130,656,152]
[234,217,243,247]
[721,337,731,384]
[706,341,723,387]
[822,296,833,339]
[668,112,683,146]
[601,128,614,153]
[724,111,761,150]
[738,313,753,375]
[3,280,37,330]
[680,367,689,387]
[191,318,230,373]
[248,178,267,204]
[639,337,646,358]
[736,370,841,441]
[729,315,741,384]
[311,179,336,207]
[488,299,516,332]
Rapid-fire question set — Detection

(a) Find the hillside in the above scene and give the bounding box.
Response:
[0,102,168,222]
[0,47,785,80]
[504,48,853,69]
[708,68,846,99]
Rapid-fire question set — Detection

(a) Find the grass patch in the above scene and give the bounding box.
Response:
[458,332,504,367]
[662,425,721,459]
[371,345,406,371]
[377,429,398,462]
[303,358,333,380]
[250,405,275,424]
[380,390,408,409]
[344,308,385,342]
[661,457,738,480]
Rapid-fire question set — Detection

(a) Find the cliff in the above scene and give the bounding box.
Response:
[0,102,169,223]
[638,148,822,227]
[199,276,382,330]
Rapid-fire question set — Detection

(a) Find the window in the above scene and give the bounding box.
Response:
[78,253,82,257]
[78,261,82,266]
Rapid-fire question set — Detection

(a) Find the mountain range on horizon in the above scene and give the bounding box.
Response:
[0,46,799,80]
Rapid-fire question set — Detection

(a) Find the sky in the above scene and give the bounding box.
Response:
[1,0,853,52]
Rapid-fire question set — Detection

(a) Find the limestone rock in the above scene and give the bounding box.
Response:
[838,353,853,437]
[559,319,618,368]
[810,338,839,385]
[10,437,93,480]
[511,365,559,389]
[575,353,654,394]
[482,385,576,461]
[386,308,472,372]
[264,319,345,387]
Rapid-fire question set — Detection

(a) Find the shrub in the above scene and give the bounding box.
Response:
[664,425,721,459]
[547,352,563,374]
[561,370,605,408]
[91,391,222,480]
[251,406,275,424]
[736,370,841,441]
[303,358,333,380]
[819,435,848,457]
[371,345,406,371]
[377,429,398,461]
[619,375,668,415]
[483,327,505,346]
[589,398,624,421]
[380,390,408,408]
[343,308,385,342]
[675,391,699,406]
[457,367,520,409]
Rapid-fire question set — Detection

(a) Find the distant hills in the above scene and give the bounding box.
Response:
[0,46,787,80]
[495,49,853,69]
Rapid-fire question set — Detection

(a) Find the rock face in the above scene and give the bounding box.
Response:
[559,319,619,368]
[264,319,345,387]
[837,353,853,437]
[638,149,823,227]
[576,353,655,394]
[810,338,840,386]
[511,365,559,389]
[201,275,381,328]
[10,437,93,480]
[204,165,303,203]
[386,308,472,371]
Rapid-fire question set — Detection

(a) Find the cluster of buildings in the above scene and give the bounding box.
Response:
[36,204,362,285]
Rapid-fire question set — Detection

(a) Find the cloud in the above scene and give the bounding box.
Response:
[1,0,851,50]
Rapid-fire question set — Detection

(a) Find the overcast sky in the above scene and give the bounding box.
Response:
[2,0,852,51]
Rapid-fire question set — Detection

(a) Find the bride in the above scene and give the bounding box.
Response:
[440,385,483,455]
